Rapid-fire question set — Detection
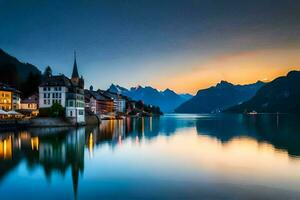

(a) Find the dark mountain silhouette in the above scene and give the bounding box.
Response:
[227,71,300,113]
[175,81,265,113]
[0,49,42,97]
[108,84,192,113]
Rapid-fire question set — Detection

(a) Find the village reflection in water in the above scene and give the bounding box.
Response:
[1,114,300,198]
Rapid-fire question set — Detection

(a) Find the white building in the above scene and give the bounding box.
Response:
[12,92,21,110]
[39,53,85,124]
[38,76,69,108]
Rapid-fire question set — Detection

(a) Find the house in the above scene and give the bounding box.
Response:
[85,86,114,116]
[0,82,20,111]
[20,94,39,116]
[12,91,21,110]
[39,75,70,108]
[102,91,127,114]
[38,53,85,123]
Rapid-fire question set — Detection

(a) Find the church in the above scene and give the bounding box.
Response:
[38,53,85,124]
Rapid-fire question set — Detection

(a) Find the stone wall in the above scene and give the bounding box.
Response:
[30,117,74,127]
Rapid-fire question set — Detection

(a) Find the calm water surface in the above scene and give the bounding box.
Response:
[1,114,300,199]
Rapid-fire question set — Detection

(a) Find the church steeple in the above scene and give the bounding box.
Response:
[72,51,79,79]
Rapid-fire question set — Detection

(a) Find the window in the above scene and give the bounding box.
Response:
[48,93,50,98]
[70,111,73,117]
[48,99,50,104]
[44,100,47,104]
[69,101,74,107]
[44,93,47,98]
[55,93,58,98]
[59,93,61,98]
[52,93,55,98]
[79,110,84,115]
[43,87,46,91]
[59,100,61,104]
[58,87,61,91]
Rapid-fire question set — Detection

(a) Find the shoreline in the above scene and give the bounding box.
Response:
[0,114,162,130]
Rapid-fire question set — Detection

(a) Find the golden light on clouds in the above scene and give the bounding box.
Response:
[155,47,300,94]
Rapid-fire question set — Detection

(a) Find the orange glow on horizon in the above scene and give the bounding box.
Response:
[153,48,300,94]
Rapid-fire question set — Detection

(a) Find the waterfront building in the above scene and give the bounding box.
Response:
[12,91,21,110]
[102,91,127,114]
[85,86,114,116]
[38,53,85,123]
[20,94,39,116]
[39,75,70,108]
[0,82,20,111]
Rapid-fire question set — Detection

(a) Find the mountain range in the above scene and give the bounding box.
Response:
[108,84,192,113]
[175,81,265,113]
[227,71,300,113]
[0,49,41,97]
[1,48,299,114]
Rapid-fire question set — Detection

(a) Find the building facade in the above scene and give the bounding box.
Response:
[39,53,85,123]
[102,91,127,114]
[20,94,39,116]
[39,76,69,108]
[0,82,20,111]
[12,92,21,110]
[85,88,114,116]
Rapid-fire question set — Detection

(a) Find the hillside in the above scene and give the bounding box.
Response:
[175,81,265,113]
[0,49,41,97]
[227,71,300,113]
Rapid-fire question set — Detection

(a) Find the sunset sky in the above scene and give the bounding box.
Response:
[1,0,300,94]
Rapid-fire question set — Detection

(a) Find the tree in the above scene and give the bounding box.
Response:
[43,66,52,78]
[50,103,64,117]
[20,72,42,98]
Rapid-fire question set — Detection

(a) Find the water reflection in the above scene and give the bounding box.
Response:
[0,114,300,199]
[195,114,300,157]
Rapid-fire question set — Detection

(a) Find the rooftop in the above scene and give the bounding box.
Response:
[0,82,20,93]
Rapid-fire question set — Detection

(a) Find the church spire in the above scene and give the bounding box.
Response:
[72,51,79,79]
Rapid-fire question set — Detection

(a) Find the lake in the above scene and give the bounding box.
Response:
[1,114,300,199]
